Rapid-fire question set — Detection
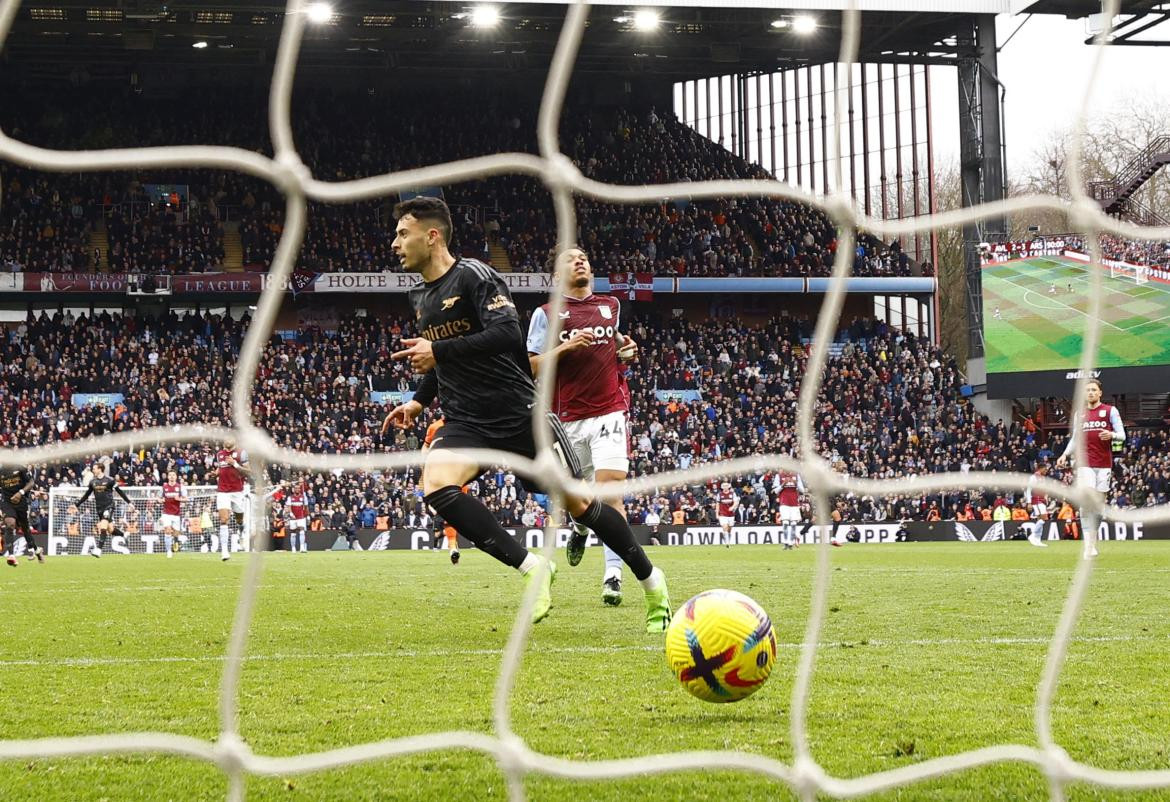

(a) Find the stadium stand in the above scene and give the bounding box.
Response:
[4,309,1165,536]
[2,92,919,277]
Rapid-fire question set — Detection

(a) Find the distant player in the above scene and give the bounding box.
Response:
[0,467,40,566]
[77,463,133,558]
[283,474,310,554]
[1055,378,1124,558]
[993,307,1002,320]
[715,482,738,548]
[776,470,806,550]
[159,469,187,558]
[432,514,461,564]
[216,439,249,561]
[1024,465,1049,548]
[527,247,640,605]
[1067,282,1073,293]
[1048,283,1057,294]
[383,197,669,630]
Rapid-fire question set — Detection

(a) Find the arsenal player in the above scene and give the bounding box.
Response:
[527,247,640,605]
[159,469,187,558]
[215,438,249,561]
[1056,378,1124,558]
[382,198,669,631]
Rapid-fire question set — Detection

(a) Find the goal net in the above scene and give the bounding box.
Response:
[1109,261,1150,284]
[2,1,1169,801]
[47,485,249,557]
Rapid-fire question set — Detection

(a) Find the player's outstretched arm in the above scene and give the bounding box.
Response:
[431,269,524,362]
[382,400,424,434]
[393,337,436,373]
[1056,413,1078,467]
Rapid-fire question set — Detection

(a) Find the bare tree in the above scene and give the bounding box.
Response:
[932,159,969,365]
[1016,96,1170,230]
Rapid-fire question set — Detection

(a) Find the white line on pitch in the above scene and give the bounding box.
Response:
[1,634,1165,668]
[998,275,1124,331]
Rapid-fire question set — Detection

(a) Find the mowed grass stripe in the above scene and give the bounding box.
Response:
[983,257,1170,372]
[2,544,1169,801]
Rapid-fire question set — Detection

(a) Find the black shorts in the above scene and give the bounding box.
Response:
[0,496,29,528]
[428,415,582,494]
[96,505,114,522]
[429,420,538,469]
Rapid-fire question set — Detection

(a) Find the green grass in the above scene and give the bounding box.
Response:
[982,256,1170,373]
[2,543,1169,801]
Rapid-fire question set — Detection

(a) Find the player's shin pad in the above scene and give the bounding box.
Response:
[545,412,583,480]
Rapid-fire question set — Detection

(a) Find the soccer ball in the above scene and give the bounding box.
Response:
[665,589,776,703]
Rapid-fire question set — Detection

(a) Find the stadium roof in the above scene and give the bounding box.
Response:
[0,1,1160,85]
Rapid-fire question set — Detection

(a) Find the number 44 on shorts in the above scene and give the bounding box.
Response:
[598,419,624,439]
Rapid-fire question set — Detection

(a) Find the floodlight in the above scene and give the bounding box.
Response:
[471,5,500,27]
[306,3,333,24]
[633,9,659,31]
[793,15,817,34]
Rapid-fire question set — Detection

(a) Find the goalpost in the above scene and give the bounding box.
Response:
[1109,261,1150,285]
[47,485,250,557]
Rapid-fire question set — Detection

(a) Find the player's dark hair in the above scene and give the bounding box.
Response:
[545,247,589,274]
[393,196,453,245]
[1086,378,1103,392]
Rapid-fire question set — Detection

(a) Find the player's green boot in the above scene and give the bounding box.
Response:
[524,557,557,624]
[565,522,589,567]
[643,567,671,633]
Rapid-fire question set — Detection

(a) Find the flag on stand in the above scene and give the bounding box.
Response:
[289,267,319,297]
[608,272,653,301]
[631,272,654,301]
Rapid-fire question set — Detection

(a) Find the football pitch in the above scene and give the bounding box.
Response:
[3,544,1169,801]
[983,256,1170,374]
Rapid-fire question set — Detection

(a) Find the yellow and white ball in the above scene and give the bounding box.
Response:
[665,589,776,703]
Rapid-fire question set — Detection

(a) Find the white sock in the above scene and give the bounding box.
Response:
[220,524,229,553]
[602,544,623,576]
[518,553,541,574]
[639,566,663,592]
[603,565,622,583]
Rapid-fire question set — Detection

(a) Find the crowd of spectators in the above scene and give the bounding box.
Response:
[106,204,225,275]
[3,307,1166,538]
[1066,234,1170,268]
[0,167,96,273]
[2,89,921,279]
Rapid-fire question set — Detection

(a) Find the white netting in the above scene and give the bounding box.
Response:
[46,485,243,556]
[1,0,1169,800]
[1109,261,1150,284]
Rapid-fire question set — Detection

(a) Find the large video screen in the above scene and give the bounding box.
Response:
[983,252,1170,398]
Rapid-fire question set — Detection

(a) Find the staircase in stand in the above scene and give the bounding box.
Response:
[88,217,109,271]
[1115,196,1170,228]
[1088,134,1170,216]
[222,221,243,272]
[488,239,512,272]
